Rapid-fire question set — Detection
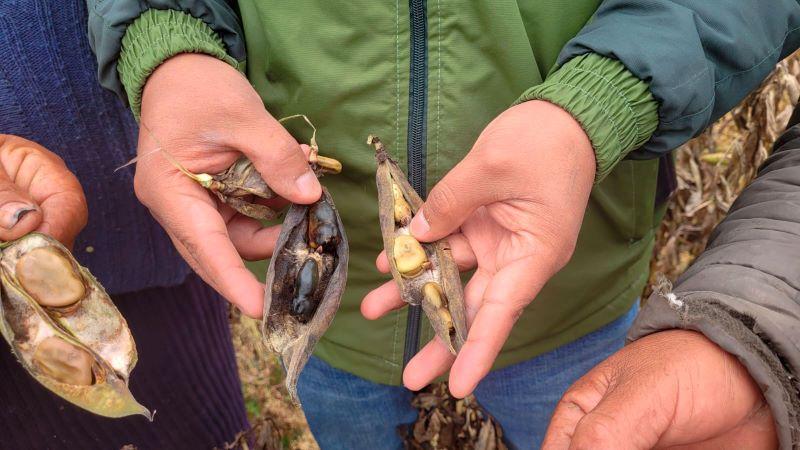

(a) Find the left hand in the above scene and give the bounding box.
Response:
[542,330,776,449]
[0,135,87,247]
[361,100,596,397]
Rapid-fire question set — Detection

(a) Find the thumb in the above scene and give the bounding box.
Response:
[410,155,495,242]
[0,167,41,242]
[236,115,321,205]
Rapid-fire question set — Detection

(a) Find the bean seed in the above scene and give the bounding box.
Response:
[392,182,413,225]
[32,336,93,386]
[16,247,85,308]
[393,235,428,278]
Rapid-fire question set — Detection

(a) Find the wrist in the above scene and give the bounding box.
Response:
[510,100,596,185]
[142,53,229,105]
[517,54,658,182]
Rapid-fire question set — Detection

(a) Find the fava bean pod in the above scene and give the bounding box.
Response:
[369,136,467,354]
[0,234,149,419]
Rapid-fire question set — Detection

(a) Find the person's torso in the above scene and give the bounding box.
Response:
[240,1,664,384]
[0,0,190,294]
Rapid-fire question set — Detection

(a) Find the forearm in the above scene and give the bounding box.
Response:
[86,0,245,114]
[629,111,800,449]
[559,0,800,156]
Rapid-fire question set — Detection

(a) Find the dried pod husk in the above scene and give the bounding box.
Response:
[208,157,278,220]
[369,135,467,354]
[207,155,343,221]
[262,188,348,403]
[0,234,149,418]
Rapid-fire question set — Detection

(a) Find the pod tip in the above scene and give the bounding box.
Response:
[367,135,388,162]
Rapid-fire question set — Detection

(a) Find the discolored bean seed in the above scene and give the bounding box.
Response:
[392,182,413,225]
[393,235,428,278]
[291,258,320,323]
[32,336,93,386]
[16,247,85,308]
[437,308,454,331]
[423,282,444,308]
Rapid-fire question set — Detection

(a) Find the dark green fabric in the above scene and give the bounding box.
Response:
[519,53,658,182]
[118,9,243,119]
[87,0,246,103]
[89,0,795,386]
[559,0,800,156]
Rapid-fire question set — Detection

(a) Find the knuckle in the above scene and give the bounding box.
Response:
[572,417,618,450]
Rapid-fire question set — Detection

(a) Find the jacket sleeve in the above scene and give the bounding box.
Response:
[522,0,800,182]
[86,0,246,115]
[628,109,800,449]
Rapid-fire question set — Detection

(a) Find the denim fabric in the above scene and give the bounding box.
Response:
[297,304,638,449]
[297,356,419,450]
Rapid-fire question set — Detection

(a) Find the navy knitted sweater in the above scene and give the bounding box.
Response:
[0,0,190,294]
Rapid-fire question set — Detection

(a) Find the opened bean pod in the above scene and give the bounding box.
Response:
[262,189,348,403]
[368,136,467,354]
[0,233,149,419]
[198,151,342,221]
[156,114,347,403]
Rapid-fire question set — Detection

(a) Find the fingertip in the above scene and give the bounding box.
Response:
[375,251,390,273]
[403,339,454,391]
[0,206,41,241]
[231,280,265,318]
[360,281,403,320]
[292,171,322,204]
[448,369,478,399]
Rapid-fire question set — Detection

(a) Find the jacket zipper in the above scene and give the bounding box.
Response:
[403,0,428,369]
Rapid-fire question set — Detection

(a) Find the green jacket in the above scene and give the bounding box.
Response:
[87,0,800,385]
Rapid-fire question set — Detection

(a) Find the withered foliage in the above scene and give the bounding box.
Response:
[227,53,800,449]
[401,384,507,450]
[648,52,800,293]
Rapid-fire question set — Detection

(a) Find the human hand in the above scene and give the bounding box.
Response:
[0,135,87,246]
[361,100,595,397]
[135,53,321,317]
[542,329,776,449]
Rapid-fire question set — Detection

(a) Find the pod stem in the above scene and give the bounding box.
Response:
[367,135,390,163]
[278,114,319,150]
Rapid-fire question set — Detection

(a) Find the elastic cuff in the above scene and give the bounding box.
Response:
[118,9,243,119]
[516,53,658,182]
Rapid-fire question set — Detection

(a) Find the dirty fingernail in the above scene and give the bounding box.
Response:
[410,210,430,237]
[0,203,37,229]
[295,171,320,195]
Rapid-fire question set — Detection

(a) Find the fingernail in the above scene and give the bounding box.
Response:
[294,171,319,195]
[0,203,36,229]
[410,210,430,237]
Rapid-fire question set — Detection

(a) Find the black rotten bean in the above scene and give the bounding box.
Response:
[290,258,320,323]
[308,201,340,253]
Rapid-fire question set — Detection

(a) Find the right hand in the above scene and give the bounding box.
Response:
[135,53,321,317]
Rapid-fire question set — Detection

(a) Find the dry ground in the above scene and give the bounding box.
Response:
[225,53,800,450]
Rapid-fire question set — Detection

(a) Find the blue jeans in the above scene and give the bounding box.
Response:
[297,304,638,449]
